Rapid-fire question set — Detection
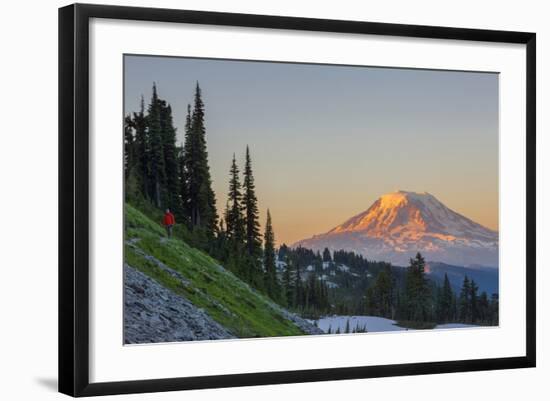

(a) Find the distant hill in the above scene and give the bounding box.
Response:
[424,261,499,295]
[294,190,498,267]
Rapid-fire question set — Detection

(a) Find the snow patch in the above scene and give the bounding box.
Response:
[317,316,485,333]
[317,315,406,333]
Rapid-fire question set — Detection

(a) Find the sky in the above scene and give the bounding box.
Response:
[124,55,499,246]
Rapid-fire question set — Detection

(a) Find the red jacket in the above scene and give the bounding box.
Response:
[163,212,175,226]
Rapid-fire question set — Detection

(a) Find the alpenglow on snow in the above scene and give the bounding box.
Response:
[293,191,498,267]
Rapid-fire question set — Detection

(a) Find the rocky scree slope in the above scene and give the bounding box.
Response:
[124,204,322,344]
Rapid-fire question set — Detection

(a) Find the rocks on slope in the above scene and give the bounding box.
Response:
[124,264,235,344]
[125,238,323,342]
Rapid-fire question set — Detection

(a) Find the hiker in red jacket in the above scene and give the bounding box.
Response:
[163,209,175,238]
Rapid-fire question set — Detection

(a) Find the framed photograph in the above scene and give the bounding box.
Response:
[58,3,536,397]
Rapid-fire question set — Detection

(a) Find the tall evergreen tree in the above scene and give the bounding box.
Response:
[133,96,149,197]
[176,143,187,223]
[294,262,303,308]
[243,146,262,258]
[438,273,454,322]
[159,101,180,213]
[179,105,192,224]
[123,114,135,180]
[458,275,471,322]
[478,291,489,323]
[147,83,166,207]
[123,115,140,201]
[282,257,294,307]
[225,154,245,244]
[181,83,217,234]
[263,209,279,300]
[469,278,479,323]
[365,266,395,318]
[403,252,430,322]
[223,154,249,283]
[322,247,332,263]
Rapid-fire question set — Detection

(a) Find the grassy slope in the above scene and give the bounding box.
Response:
[124,204,304,338]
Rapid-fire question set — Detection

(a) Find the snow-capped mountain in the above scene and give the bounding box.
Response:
[293,190,498,267]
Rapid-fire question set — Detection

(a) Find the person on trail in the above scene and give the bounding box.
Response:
[163,209,175,238]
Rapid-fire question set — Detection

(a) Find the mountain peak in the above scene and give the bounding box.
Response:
[329,190,447,236]
[379,190,432,207]
[294,190,498,267]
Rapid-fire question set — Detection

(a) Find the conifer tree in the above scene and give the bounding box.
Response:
[159,101,180,213]
[403,252,430,322]
[294,262,303,308]
[132,96,149,197]
[263,209,280,300]
[322,247,332,263]
[147,83,166,207]
[438,273,454,322]
[469,279,479,323]
[478,291,489,323]
[225,154,245,242]
[458,276,471,322]
[243,146,262,258]
[179,105,192,223]
[181,83,217,234]
[451,291,458,321]
[489,293,499,325]
[278,244,289,261]
[184,103,192,140]
[123,114,135,180]
[177,143,188,224]
[221,164,251,284]
[282,257,294,307]
[123,115,140,201]
[366,266,395,318]
[214,217,229,258]
[314,251,323,272]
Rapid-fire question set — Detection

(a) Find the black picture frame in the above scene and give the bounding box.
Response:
[59,3,536,397]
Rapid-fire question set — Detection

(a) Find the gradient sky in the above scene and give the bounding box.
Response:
[124,55,499,246]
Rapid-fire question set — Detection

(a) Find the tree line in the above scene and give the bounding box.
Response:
[125,85,339,314]
[279,248,331,317]
[212,148,281,301]
[124,83,284,303]
[125,83,217,242]
[365,252,499,326]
